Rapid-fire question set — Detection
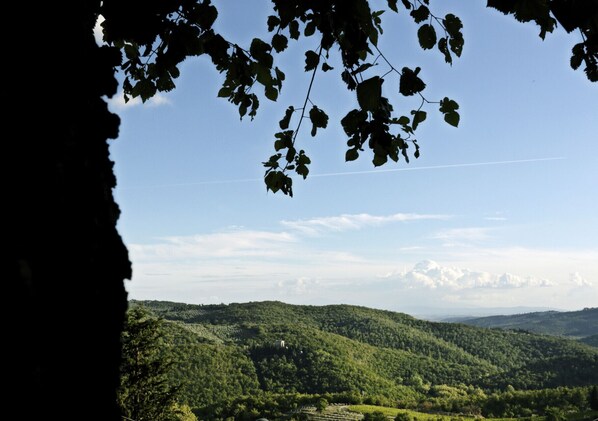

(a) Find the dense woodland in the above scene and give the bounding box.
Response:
[128,300,598,420]
[460,308,598,339]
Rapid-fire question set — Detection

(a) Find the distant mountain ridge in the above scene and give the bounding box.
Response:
[457,307,598,339]
[132,300,598,410]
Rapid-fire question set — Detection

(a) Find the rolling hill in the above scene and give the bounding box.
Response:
[458,307,598,339]
[133,300,598,412]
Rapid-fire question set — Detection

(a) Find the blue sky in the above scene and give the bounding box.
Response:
[102,1,597,315]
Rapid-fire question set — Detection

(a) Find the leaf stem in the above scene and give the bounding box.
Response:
[291,43,322,145]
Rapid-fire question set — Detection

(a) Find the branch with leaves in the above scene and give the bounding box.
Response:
[260,0,464,195]
[100,0,464,196]
[100,0,597,196]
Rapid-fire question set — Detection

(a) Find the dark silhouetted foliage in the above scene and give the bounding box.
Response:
[119,306,181,421]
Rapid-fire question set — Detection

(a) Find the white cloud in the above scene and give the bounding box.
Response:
[384,260,554,290]
[432,227,494,243]
[281,212,450,236]
[129,230,297,261]
[277,277,320,296]
[569,272,593,286]
[124,216,597,312]
[107,90,172,110]
[443,247,598,280]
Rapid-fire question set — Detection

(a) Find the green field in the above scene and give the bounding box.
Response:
[346,404,598,421]
[348,404,481,420]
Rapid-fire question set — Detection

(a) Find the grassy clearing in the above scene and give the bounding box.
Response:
[346,405,598,421]
[347,405,479,420]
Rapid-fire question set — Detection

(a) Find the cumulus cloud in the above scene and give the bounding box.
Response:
[281,212,450,236]
[384,260,554,290]
[569,272,593,287]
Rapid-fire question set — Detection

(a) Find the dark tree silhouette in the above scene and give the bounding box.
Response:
[119,306,180,421]
[590,385,598,410]
[12,1,595,419]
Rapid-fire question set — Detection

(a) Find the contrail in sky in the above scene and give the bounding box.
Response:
[308,156,566,178]
[121,156,566,189]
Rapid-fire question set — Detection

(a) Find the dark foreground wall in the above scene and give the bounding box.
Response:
[12,2,130,419]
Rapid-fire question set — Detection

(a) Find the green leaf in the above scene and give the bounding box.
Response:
[570,43,584,70]
[439,97,459,113]
[345,149,359,161]
[279,106,295,130]
[352,63,374,75]
[262,153,281,169]
[196,2,218,30]
[253,62,273,86]
[271,34,288,53]
[267,15,280,32]
[168,66,180,79]
[397,116,410,125]
[156,75,175,92]
[124,43,139,60]
[449,37,463,57]
[250,38,273,68]
[265,85,278,101]
[204,33,230,69]
[411,110,427,130]
[401,0,412,9]
[369,27,379,46]
[387,0,398,12]
[417,24,437,50]
[322,62,334,72]
[399,67,426,96]
[442,13,464,58]
[131,79,156,102]
[304,21,316,37]
[443,14,463,37]
[438,37,452,64]
[309,106,329,136]
[439,97,460,127]
[305,50,320,71]
[341,109,368,136]
[296,165,309,179]
[295,151,311,179]
[410,6,429,23]
[356,76,383,112]
[265,171,283,194]
[285,145,297,163]
[217,86,232,98]
[373,154,388,167]
[275,67,285,83]
[444,111,460,127]
[273,131,293,152]
[289,21,300,40]
[341,70,357,90]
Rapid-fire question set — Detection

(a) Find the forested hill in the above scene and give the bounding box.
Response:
[458,307,598,339]
[134,300,598,410]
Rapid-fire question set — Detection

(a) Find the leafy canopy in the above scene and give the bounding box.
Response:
[99,0,596,196]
